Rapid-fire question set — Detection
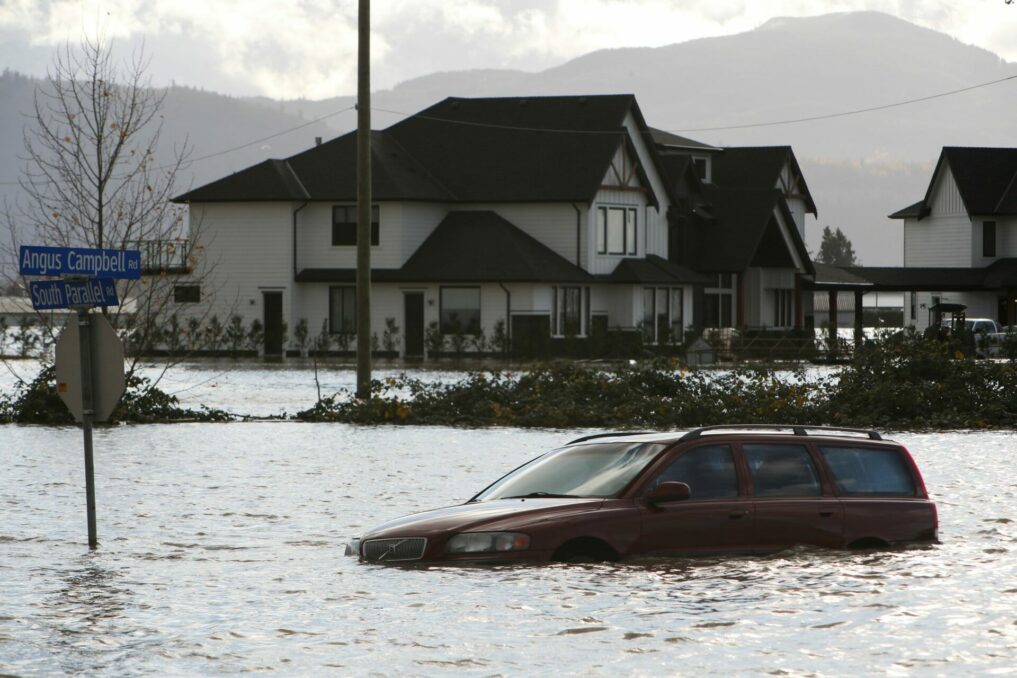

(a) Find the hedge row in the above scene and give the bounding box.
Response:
[297,331,1017,430]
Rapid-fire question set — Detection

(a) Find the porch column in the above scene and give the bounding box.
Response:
[828,290,838,355]
[854,290,864,348]
[1008,290,1015,327]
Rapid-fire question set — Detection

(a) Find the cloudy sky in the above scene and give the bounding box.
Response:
[1,0,1015,100]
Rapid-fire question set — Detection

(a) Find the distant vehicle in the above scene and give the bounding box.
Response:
[965,318,1004,335]
[345,426,938,564]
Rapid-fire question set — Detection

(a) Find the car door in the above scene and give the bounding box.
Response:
[635,443,754,555]
[742,442,844,549]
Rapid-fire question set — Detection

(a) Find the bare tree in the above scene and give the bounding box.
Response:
[5,36,217,381]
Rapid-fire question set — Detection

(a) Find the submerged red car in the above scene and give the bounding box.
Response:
[346,426,938,564]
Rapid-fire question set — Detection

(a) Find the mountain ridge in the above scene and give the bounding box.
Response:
[3,11,1016,265]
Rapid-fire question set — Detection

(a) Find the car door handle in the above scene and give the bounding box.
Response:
[819,511,834,517]
[729,509,749,519]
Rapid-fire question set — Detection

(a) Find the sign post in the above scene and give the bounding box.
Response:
[20,245,136,549]
[77,307,98,549]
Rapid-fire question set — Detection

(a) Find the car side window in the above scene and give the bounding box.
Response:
[818,446,916,497]
[650,444,738,499]
[744,443,821,497]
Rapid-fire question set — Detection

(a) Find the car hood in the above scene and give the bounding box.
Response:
[361,498,605,540]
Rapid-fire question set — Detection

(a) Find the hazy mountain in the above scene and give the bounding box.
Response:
[3,11,1016,266]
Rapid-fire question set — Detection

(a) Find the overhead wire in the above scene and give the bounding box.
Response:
[1,72,1015,187]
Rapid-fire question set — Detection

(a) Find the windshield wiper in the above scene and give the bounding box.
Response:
[504,492,582,499]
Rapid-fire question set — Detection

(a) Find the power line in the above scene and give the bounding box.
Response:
[2,72,1015,187]
[669,73,1017,132]
[0,104,356,186]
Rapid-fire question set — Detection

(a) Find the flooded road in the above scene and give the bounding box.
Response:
[1,424,1016,676]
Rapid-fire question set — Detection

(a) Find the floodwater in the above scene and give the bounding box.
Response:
[2,423,1016,676]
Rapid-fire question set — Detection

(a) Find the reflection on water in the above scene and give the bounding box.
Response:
[1,424,1016,676]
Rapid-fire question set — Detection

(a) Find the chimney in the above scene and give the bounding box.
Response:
[315,136,322,146]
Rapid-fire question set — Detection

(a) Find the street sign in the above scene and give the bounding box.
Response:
[55,313,126,423]
[19,245,141,279]
[29,278,120,311]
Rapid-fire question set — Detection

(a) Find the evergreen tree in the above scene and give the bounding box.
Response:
[817,226,858,266]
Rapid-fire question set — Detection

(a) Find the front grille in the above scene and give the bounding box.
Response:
[362,537,427,562]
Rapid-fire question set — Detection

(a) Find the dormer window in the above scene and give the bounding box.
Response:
[983,221,997,258]
[692,156,711,183]
[596,206,637,255]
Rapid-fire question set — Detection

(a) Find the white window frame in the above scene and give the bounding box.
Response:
[596,205,638,256]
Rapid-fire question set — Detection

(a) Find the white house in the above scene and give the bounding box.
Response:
[173,95,817,357]
[887,147,1017,330]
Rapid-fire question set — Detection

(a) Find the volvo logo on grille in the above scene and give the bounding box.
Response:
[377,538,408,561]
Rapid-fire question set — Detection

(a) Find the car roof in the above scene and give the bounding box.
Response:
[568,425,892,446]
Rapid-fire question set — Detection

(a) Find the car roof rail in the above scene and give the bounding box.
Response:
[678,424,883,442]
[568,431,659,444]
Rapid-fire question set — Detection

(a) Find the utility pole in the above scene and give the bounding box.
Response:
[356,0,372,399]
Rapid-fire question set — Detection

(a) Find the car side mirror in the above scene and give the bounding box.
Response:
[647,481,691,505]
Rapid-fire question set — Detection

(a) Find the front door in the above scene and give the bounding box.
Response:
[404,292,424,357]
[263,291,283,356]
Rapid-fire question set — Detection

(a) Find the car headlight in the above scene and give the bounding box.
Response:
[344,538,361,557]
[445,532,530,554]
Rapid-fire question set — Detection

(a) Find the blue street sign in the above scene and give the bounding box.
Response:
[30,278,120,311]
[19,245,141,279]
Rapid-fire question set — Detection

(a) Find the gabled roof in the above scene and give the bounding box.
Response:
[176,158,311,202]
[888,200,929,220]
[692,187,813,275]
[891,147,1017,219]
[604,255,712,285]
[176,94,667,206]
[648,128,721,152]
[710,146,818,215]
[295,211,592,284]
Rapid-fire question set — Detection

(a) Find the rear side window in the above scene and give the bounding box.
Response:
[650,444,738,499]
[744,444,821,497]
[818,446,916,497]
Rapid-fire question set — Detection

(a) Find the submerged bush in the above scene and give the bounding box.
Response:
[0,365,230,424]
[296,332,1017,430]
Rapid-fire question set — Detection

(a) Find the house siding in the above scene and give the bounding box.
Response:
[193,202,295,326]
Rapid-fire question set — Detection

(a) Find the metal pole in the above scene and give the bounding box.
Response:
[77,307,98,549]
[355,0,372,399]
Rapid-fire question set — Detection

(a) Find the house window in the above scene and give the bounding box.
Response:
[692,156,711,183]
[329,286,357,334]
[596,206,637,255]
[642,288,684,343]
[440,287,481,335]
[553,286,583,336]
[773,289,793,327]
[704,274,735,328]
[332,205,380,246]
[670,288,684,342]
[983,221,997,258]
[910,292,917,322]
[173,284,200,303]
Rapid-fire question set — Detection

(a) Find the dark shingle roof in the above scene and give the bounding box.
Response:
[690,188,812,274]
[888,200,929,220]
[175,94,661,205]
[942,147,1017,215]
[175,159,311,202]
[710,147,817,215]
[891,147,1017,218]
[604,255,712,284]
[810,263,874,287]
[295,211,592,284]
[648,128,719,151]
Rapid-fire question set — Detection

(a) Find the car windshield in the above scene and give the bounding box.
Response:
[474,441,669,501]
